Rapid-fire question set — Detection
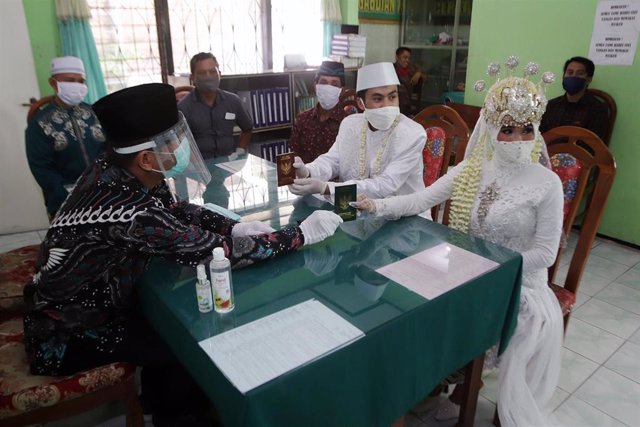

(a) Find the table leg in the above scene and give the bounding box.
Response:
[454,353,485,427]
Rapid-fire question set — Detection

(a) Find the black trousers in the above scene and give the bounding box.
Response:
[58,315,217,426]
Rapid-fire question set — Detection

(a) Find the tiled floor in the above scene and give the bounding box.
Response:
[2,231,639,426]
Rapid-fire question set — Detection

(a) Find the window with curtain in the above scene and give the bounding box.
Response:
[88,0,162,93]
[87,0,325,93]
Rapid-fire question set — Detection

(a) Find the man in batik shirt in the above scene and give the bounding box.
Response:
[289,61,353,163]
[23,83,342,425]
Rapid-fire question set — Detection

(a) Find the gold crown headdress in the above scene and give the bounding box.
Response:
[474,56,555,127]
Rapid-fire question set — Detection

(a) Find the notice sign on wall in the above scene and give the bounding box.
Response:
[588,0,640,65]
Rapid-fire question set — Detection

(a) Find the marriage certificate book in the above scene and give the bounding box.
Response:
[198,299,364,393]
[376,243,499,300]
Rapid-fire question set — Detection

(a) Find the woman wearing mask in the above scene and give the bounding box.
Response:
[355,59,564,426]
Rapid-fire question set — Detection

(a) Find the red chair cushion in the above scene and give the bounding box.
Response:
[549,283,576,315]
[0,340,135,419]
[0,245,39,313]
[0,317,23,347]
[550,153,582,222]
[423,126,446,187]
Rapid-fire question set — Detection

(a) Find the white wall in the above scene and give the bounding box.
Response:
[359,23,400,65]
[0,0,49,234]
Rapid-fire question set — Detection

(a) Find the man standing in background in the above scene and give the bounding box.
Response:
[179,52,253,160]
[25,56,105,219]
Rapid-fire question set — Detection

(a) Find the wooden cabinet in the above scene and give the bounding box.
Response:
[401,0,472,106]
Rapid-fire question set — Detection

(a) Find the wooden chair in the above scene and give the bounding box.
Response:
[175,85,194,103]
[413,105,469,222]
[0,317,143,427]
[27,96,55,123]
[586,88,617,146]
[444,102,481,131]
[543,126,616,331]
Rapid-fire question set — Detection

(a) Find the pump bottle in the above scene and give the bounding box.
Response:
[195,264,213,313]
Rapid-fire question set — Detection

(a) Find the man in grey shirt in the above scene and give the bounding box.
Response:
[179,52,253,159]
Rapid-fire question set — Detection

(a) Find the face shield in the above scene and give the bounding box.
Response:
[116,113,211,203]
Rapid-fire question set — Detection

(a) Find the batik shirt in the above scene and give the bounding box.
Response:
[25,101,105,214]
[289,104,349,163]
[23,157,304,375]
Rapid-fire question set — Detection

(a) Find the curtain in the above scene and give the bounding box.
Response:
[56,0,107,103]
[321,0,342,57]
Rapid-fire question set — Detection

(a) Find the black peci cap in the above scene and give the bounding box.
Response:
[93,83,179,148]
[317,61,345,85]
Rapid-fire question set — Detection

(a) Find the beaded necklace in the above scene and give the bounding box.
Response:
[358,117,400,180]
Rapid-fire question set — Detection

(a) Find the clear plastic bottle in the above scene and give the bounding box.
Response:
[195,264,213,313]
[209,247,235,313]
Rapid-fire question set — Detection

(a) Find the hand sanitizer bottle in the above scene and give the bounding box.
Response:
[195,264,213,313]
[209,247,235,313]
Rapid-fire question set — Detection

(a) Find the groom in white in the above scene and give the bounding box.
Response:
[289,62,426,199]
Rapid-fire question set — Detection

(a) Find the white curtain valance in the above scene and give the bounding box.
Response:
[56,0,91,20]
[321,0,342,22]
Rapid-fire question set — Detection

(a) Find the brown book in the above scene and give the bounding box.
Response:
[276,152,296,186]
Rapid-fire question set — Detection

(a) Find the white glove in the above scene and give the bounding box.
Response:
[298,210,343,246]
[289,178,328,196]
[231,221,276,237]
[304,246,343,276]
[293,156,310,178]
[352,193,378,214]
[228,147,246,161]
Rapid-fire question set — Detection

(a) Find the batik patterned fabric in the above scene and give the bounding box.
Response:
[289,105,349,163]
[422,126,446,187]
[25,101,105,214]
[550,153,582,222]
[23,157,304,375]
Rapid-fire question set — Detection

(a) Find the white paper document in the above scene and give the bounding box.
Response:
[198,299,364,394]
[376,243,499,300]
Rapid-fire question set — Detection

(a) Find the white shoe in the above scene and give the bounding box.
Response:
[434,398,460,421]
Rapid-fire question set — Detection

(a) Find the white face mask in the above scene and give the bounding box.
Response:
[364,106,400,130]
[315,84,342,110]
[56,81,88,106]
[492,139,536,165]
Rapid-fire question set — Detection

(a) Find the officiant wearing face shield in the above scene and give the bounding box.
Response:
[23,83,343,425]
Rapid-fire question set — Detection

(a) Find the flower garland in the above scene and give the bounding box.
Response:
[358,117,400,180]
[449,130,486,233]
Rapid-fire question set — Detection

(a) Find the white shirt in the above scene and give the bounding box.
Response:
[306,113,426,198]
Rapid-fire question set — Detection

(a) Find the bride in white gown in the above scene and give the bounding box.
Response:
[356,65,565,426]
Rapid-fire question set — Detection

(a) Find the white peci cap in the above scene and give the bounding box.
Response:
[356,62,400,92]
[51,56,85,77]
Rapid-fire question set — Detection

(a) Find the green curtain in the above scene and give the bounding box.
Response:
[321,0,342,57]
[56,0,107,103]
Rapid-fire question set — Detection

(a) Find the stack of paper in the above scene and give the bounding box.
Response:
[331,34,367,58]
[199,299,364,393]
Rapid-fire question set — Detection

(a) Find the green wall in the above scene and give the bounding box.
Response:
[466,0,640,245]
[23,0,60,97]
[340,0,359,25]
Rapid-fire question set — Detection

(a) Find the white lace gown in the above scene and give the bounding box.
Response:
[376,157,565,427]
